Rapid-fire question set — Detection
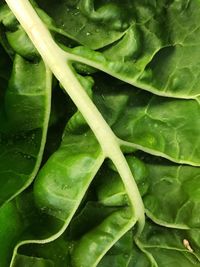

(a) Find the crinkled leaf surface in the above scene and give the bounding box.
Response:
[92,77,200,165]
[34,0,200,98]
[143,156,200,228]
[35,0,129,50]
[1,0,200,267]
[0,129,104,266]
[97,152,200,229]
[137,220,200,267]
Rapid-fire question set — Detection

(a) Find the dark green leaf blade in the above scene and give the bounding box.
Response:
[143,156,200,229]
[48,0,200,98]
[0,54,51,205]
[34,131,104,221]
[137,220,200,267]
[91,78,200,165]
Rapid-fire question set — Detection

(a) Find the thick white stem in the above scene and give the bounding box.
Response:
[5,0,145,232]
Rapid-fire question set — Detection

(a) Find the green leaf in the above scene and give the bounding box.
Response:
[2,1,200,266]
[12,254,54,267]
[0,54,51,205]
[12,236,71,267]
[96,156,149,207]
[96,151,200,229]
[0,202,24,267]
[6,26,39,59]
[0,44,11,81]
[113,93,200,166]
[46,0,200,98]
[137,220,200,267]
[71,207,135,267]
[0,129,103,266]
[143,155,200,228]
[89,77,200,165]
[138,0,200,98]
[97,231,134,267]
[34,131,103,221]
[35,0,128,50]
[69,202,118,240]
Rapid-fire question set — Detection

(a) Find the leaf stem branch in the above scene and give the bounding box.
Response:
[5,0,145,234]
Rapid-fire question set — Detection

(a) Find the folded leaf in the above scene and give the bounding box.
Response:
[71,204,136,267]
[34,131,104,221]
[35,0,128,50]
[0,55,51,205]
[42,0,200,98]
[2,1,200,267]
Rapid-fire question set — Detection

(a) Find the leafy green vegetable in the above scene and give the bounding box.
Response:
[0,50,51,205]
[1,0,200,266]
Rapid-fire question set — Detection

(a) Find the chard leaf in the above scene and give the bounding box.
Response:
[0,130,104,266]
[96,231,134,267]
[0,202,24,267]
[71,207,134,267]
[12,255,54,267]
[96,156,149,207]
[2,1,200,267]
[136,220,200,267]
[35,0,128,50]
[4,0,145,242]
[12,235,70,267]
[69,202,119,240]
[4,129,137,267]
[92,78,200,165]
[6,26,39,59]
[143,156,200,228]
[34,131,104,221]
[0,44,11,81]
[97,152,200,229]
[0,54,51,205]
[41,0,200,98]
[113,94,200,166]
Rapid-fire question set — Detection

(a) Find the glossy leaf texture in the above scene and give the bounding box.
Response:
[0,127,104,266]
[96,152,200,229]
[142,155,200,229]
[99,221,200,267]
[0,51,51,205]
[0,85,69,267]
[11,222,200,267]
[0,122,138,267]
[9,194,135,267]
[33,0,200,98]
[35,0,128,50]
[70,206,135,267]
[136,220,200,267]
[34,130,104,222]
[90,76,200,166]
[1,0,200,267]
[0,42,51,267]
[9,157,200,267]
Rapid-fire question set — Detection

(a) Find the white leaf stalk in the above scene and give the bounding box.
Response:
[5,0,145,233]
